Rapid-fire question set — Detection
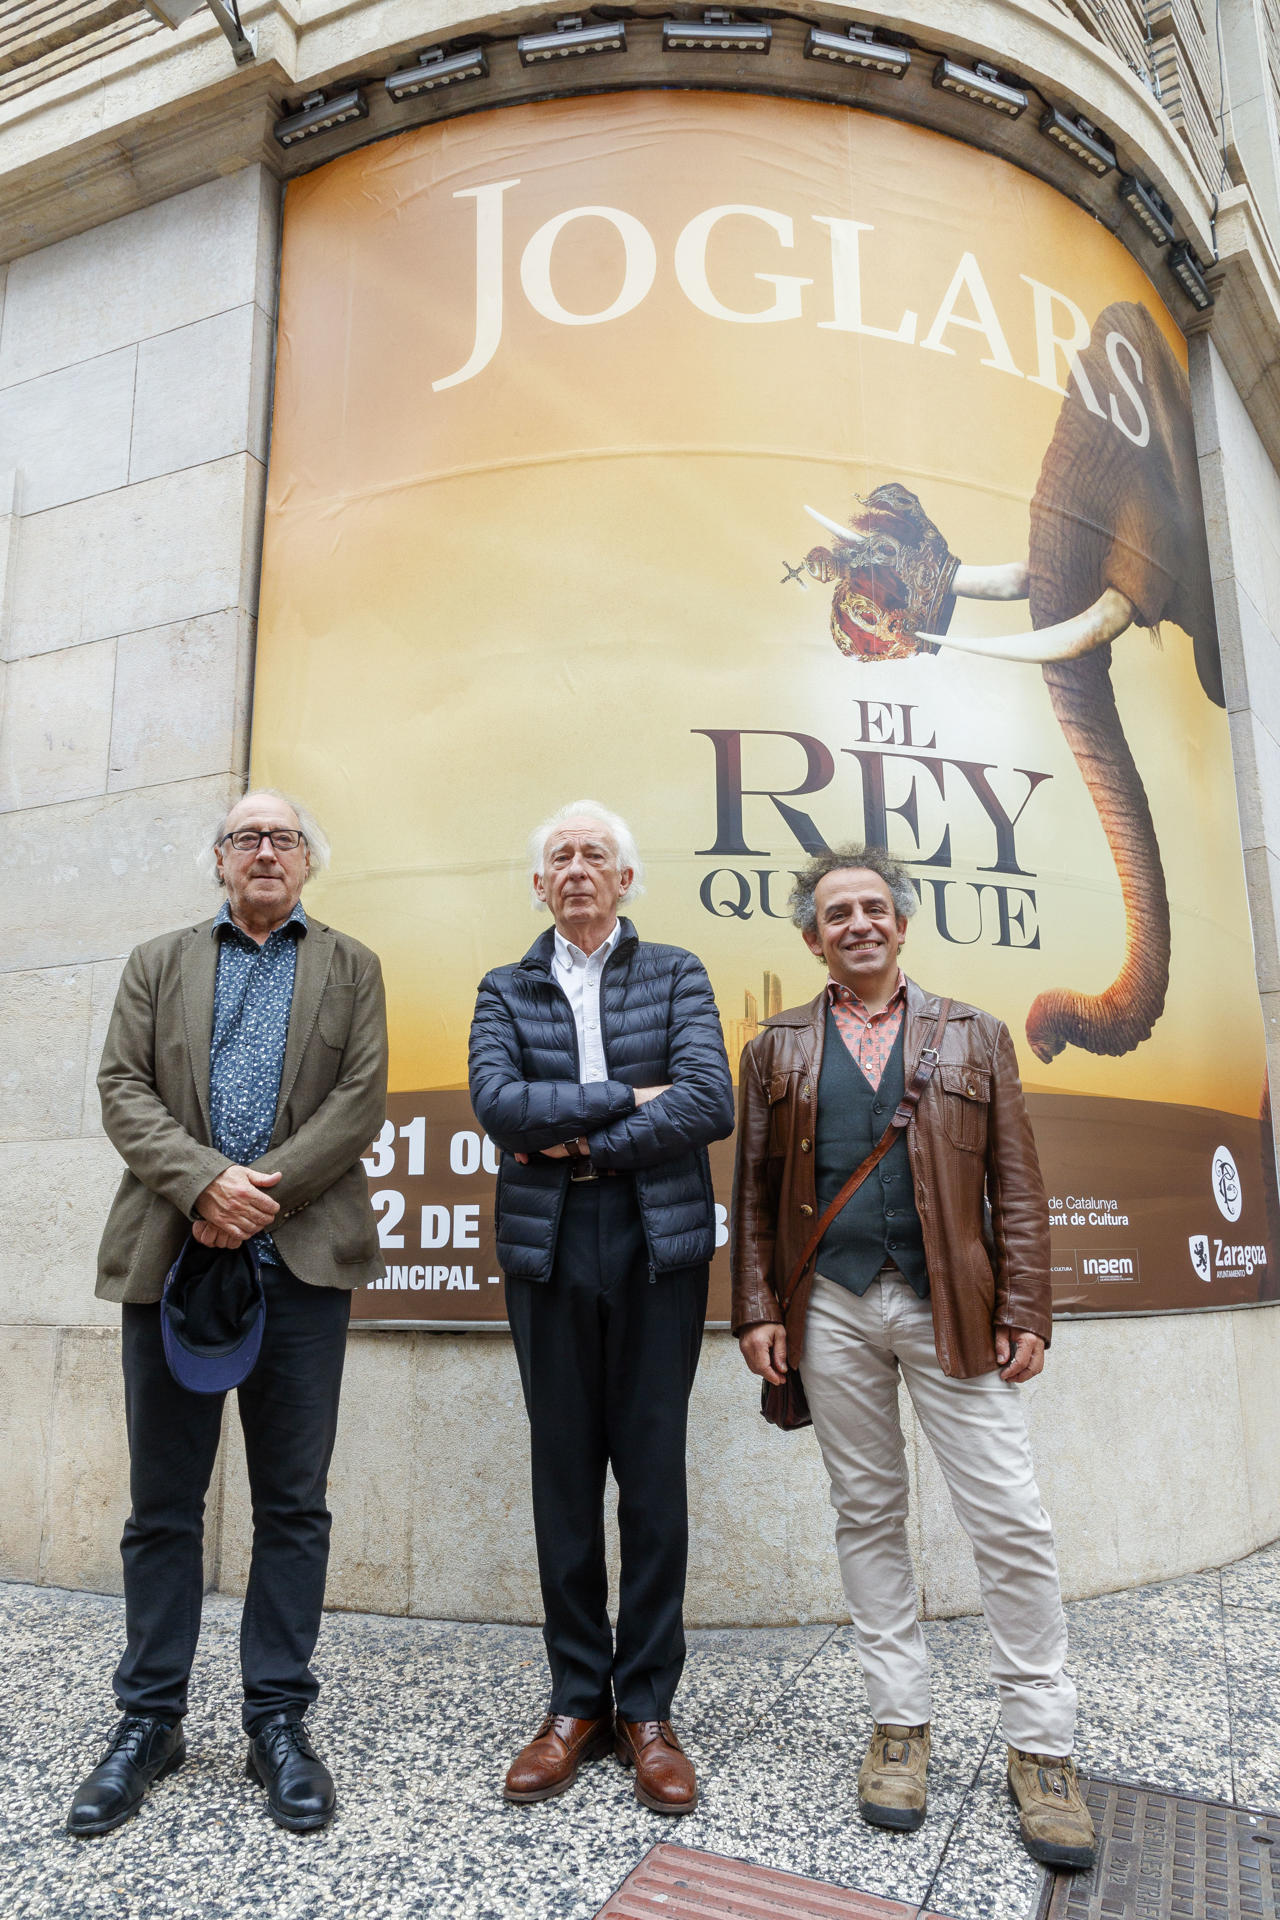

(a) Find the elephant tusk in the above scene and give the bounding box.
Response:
[804,504,854,541]
[952,561,1030,601]
[917,588,1135,664]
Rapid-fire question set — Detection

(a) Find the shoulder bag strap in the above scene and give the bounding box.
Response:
[776,998,952,1320]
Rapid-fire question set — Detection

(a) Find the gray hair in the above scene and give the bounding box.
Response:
[528,799,645,910]
[789,844,918,937]
[199,788,331,889]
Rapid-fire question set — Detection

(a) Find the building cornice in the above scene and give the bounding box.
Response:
[3,0,1278,455]
[1206,187,1280,466]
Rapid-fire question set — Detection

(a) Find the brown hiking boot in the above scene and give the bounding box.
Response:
[857,1722,930,1832]
[1007,1748,1097,1870]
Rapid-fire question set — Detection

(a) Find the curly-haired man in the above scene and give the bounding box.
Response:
[730,844,1094,1872]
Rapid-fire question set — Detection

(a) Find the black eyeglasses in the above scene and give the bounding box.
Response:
[219,829,307,852]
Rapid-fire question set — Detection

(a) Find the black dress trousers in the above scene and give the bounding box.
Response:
[505,1175,708,1723]
[113,1263,350,1733]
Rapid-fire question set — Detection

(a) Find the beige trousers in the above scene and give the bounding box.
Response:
[802,1271,1076,1754]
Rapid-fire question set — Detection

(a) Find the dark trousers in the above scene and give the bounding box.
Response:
[114,1264,350,1733]
[505,1177,708,1723]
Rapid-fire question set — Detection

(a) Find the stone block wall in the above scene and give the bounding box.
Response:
[210,1311,1280,1627]
[0,163,277,1589]
[1193,333,1280,1091]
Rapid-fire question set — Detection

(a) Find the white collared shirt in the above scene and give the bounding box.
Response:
[553,920,621,1083]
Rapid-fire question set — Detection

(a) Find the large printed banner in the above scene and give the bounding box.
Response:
[254,90,1278,1323]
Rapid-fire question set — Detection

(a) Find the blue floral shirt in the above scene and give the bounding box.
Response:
[209,900,307,1266]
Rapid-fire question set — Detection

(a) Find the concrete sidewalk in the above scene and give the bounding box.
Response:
[3,1542,1279,1920]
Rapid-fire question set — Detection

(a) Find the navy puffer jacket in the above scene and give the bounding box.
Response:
[468,920,734,1281]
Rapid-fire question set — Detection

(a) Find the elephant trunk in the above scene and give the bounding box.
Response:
[1027,648,1169,1062]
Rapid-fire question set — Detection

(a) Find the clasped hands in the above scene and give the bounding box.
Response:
[192,1165,282,1250]
[738,1320,1045,1385]
[514,1083,670,1164]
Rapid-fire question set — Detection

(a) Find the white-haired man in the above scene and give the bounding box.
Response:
[469,803,733,1814]
[67,790,387,1839]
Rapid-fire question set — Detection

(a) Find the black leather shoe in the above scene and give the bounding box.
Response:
[66,1714,185,1836]
[246,1715,335,1831]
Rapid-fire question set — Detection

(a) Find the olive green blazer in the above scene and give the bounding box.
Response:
[95,912,389,1303]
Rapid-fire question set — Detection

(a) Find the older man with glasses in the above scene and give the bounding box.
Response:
[66,790,388,1839]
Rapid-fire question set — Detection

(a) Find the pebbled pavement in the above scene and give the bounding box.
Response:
[1,1541,1278,1920]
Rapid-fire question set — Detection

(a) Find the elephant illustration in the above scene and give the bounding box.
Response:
[800,300,1223,1065]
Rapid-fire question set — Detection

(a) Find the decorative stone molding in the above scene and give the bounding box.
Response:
[0,0,1226,255]
[0,0,1275,604]
[0,0,154,82]
[1205,187,1280,467]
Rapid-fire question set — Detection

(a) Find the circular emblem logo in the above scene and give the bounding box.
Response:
[1212,1145,1242,1222]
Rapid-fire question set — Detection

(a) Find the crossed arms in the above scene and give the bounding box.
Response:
[468,953,734,1168]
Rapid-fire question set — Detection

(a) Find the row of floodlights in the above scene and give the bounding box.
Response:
[273,13,1213,309]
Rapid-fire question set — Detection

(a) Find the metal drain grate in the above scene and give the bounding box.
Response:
[595,1843,958,1919]
[1037,1777,1280,1919]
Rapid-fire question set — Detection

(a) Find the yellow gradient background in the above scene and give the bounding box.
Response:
[254,90,1264,1114]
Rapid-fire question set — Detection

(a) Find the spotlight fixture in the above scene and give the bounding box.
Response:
[385,45,488,98]
[517,15,626,63]
[663,10,771,52]
[142,0,256,64]
[933,56,1027,115]
[1040,107,1115,175]
[273,87,368,145]
[1118,173,1176,245]
[805,23,910,71]
[143,0,203,23]
[1169,240,1213,310]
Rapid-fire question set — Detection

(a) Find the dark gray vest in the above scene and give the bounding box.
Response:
[814,1009,929,1298]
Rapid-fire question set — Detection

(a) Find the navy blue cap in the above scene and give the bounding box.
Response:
[161,1236,266,1394]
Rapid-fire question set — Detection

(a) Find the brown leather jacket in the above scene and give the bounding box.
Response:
[730,977,1051,1379]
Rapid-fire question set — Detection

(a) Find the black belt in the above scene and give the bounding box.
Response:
[569,1162,623,1183]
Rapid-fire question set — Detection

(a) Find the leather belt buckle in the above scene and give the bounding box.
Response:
[569,1161,599,1183]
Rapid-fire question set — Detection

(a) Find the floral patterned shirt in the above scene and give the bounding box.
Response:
[826,971,907,1091]
[209,901,307,1265]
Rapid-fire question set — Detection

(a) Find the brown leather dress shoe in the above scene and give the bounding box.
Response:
[615,1719,698,1814]
[503,1713,613,1804]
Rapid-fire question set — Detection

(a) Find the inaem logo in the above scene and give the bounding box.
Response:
[1189,1234,1211,1282]
[1079,1249,1139,1281]
[1212,1145,1243,1223]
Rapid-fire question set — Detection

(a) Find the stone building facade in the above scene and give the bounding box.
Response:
[4,0,1280,1625]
